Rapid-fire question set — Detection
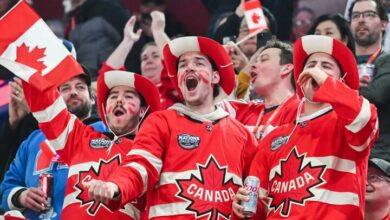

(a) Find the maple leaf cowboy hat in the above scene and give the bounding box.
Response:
[97,70,161,126]
[293,35,359,98]
[163,36,236,103]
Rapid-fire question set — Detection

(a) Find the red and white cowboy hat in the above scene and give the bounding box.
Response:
[293,35,359,98]
[97,70,161,126]
[163,36,235,103]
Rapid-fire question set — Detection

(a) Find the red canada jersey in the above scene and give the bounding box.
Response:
[22,84,144,220]
[221,95,299,139]
[249,78,378,220]
[108,108,258,219]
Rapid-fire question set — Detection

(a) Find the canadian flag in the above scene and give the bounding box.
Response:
[243,0,268,33]
[0,0,83,91]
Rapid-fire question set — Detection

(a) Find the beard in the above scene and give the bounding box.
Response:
[67,100,92,120]
[355,29,381,47]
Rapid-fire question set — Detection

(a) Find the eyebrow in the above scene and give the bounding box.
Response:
[178,56,207,64]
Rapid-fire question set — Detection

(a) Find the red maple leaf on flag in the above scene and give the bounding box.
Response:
[74,155,121,216]
[15,43,47,74]
[251,12,261,24]
[176,156,240,220]
[268,148,326,217]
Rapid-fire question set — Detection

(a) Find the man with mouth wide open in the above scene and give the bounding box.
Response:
[85,36,258,219]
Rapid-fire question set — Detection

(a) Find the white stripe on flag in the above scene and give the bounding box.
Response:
[0,58,36,82]
[1,19,69,76]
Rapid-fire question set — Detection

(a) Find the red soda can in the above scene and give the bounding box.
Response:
[241,176,260,217]
[39,173,53,210]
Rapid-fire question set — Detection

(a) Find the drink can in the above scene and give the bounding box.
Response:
[241,176,260,217]
[39,173,53,210]
[358,64,374,81]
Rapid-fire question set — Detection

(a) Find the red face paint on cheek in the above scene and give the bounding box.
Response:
[198,69,210,84]
[106,105,113,114]
[126,104,136,115]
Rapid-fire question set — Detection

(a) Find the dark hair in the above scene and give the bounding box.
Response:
[261,40,295,89]
[262,7,278,35]
[307,14,355,53]
[293,7,316,20]
[140,42,158,56]
[141,0,164,6]
[348,0,388,21]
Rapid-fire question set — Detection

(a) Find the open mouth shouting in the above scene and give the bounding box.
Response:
[184,74,200,92]
[113,106,126,118]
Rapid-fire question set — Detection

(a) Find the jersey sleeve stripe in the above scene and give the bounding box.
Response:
[345,98,371,133]
[32,96,66,123]
[349,119,379,152]
[127,149,163,174]
[149,202,193,218]
[124,162,148,194]
[46,115,76,151]
[7,187,26,211]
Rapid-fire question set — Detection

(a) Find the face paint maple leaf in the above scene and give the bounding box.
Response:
[268,147,326,217]
[176,156,240,220]
[74,156,121,216]
[16,43,47,74]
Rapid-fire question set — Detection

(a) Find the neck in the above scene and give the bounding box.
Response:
[365,201,390,220]
[262,83,294,108]
[355,41,381,56]
[186,97,215,115]
[303,101,331,116]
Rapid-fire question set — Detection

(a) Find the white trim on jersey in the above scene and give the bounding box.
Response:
[32,96,66,123]
[159,170,243,186]
[148,202,193,218]
[67,161,102,177]
[46,114,76,151]
[124,162,148,194]
[349,119,379,152]
[269,155,357,180]
[309,188,359,206]
[127,149,162,174]
[7,187,26,211]
[120,203,141,220]
[345,98,371,133]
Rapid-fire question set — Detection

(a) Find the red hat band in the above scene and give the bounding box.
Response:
[163,36,235,103]
[97,70,161,126]
[293,35,359,98]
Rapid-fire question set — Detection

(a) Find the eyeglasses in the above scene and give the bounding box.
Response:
[367,174,390,183]
[351,10,379,21]
[293,19,312,27]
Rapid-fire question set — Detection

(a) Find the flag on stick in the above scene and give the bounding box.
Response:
[0,0,83,91]
[243,0,268,33]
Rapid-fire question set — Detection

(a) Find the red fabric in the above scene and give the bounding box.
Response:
[248,79,378,219]
[159,63,183,109]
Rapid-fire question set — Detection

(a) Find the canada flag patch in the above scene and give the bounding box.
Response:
[176,155,240,219]
[268,147,326,217]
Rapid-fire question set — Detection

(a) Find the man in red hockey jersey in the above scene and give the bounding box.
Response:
[85,36,258,219]
[21,70,160,219]
[232,35,379,219]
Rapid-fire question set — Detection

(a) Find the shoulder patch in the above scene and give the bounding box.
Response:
[177,134,200,150]
[90,138,112,149]
[271,135,289,151]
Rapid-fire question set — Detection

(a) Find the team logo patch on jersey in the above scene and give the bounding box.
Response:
[175,155,240,219]
[89,138,111,149]
[271,135,289,151]
[177,134,200,150]
[268,147,326,217]
[74,155,122,216]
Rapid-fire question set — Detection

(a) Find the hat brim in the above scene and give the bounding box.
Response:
[97,70,161,126]
[163,36,235,103]
[293,35,359,98]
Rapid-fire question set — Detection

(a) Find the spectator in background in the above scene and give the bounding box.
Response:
[349,0,390,162]
[0,71,106,220]
[365,158,390,220]
[308,13,355,53]
[291,7,316,42]
[0,0,17,17]
[64,0,129,80]
[124,0,187,74]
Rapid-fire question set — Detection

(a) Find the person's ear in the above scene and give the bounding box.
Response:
[280,64,294,77]
[211,71,220,85]
[139,107,146,118]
